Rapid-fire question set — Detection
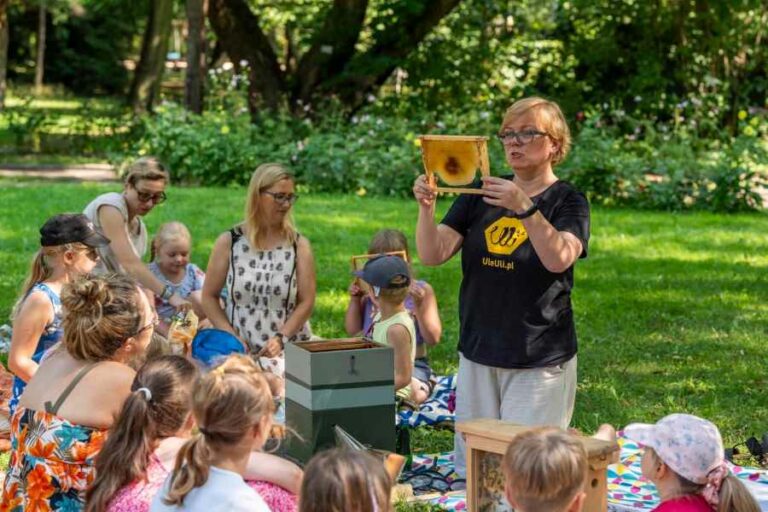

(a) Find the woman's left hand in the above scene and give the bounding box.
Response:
[481,176,533,213]
[258,336,284,358]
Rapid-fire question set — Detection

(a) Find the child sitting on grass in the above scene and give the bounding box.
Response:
[345,229,441,403]
[86,355,300,512]
[502,427,588,512]
[624,413,760,512]
[299,448,392,512]
[356,255,422,405]
[151,356,282,512]
[148,222,210,336]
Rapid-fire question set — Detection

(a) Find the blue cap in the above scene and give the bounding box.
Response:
[354,255,410,289]
[191,328,246,367]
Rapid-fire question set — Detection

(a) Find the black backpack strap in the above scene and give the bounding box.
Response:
[229,227,243,329]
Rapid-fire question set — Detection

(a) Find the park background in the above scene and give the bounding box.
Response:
[0,0,767,463]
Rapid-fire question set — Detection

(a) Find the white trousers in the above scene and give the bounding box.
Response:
[454,353,577,477]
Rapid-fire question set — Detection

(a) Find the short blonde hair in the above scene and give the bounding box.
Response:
[151,221,192,261]
[243,163,298,250]
[503,427,587,511]
[501,97,572,165]
[124,157,170,187]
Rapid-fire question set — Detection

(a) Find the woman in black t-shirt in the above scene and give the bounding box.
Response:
[413,97,590,477]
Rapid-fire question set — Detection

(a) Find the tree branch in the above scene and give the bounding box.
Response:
[292,0,368,107]
[327,0,462,111]
[208,0,285,113]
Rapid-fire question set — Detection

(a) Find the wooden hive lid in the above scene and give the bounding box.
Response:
[456,418,619,459]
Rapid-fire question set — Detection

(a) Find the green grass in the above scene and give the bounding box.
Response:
[1,180,768,455]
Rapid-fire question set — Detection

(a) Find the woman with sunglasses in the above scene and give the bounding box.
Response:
[83,157,189,311]
[202,163,315,378]
[7,214,110,417]
[2,273,155,510]
[412,97,590,477]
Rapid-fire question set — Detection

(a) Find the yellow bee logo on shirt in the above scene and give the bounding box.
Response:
[484,217,528,255]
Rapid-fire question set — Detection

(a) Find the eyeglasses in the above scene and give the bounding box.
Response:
[262,191,299,205]
[135,190,167,204]
[497,129,548,145]
[135,316,159,337]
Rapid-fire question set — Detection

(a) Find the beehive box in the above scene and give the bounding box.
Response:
[456,419,619,512]
[285,338,396,463]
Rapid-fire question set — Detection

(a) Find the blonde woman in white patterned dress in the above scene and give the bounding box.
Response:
[202,163,315,377]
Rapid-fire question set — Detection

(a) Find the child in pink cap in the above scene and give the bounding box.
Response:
[624,413,760,512]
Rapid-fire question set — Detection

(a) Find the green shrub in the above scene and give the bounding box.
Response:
[122,102,766,212]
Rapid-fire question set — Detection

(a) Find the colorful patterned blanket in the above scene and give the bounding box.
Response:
[397,375,456,429]
[405,433,768,511]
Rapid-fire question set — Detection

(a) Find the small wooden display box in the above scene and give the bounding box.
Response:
[418,134,490,195]
[456,419,619,512]
[285,338,396,464]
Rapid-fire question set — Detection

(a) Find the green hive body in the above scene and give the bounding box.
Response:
[284,339,396,463]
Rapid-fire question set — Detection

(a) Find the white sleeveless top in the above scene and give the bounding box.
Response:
[83,192,147,274]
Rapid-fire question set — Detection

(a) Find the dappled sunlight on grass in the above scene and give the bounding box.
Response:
[1,181,767,448]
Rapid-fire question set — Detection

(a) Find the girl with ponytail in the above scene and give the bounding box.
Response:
[8,214,110,414]
[150,355,276,512]
[87,355,301,512]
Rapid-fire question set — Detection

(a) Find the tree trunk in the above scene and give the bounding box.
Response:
[329,0,462,112]
[208,0,284,116]
[34,0,46,95]
[185,0,207,114]
[292,0,368,108]
[0,0,9,109]
[129,0,174,113]
[208,0,463,117]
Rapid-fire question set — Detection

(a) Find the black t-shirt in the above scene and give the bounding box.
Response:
[441,178,590,369]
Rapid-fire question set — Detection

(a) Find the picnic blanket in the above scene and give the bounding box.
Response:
[406,433,768,511]
[397,375,456,428]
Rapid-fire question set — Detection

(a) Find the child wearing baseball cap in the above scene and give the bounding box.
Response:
[356,255,421,404]
[502,427,588,512]
[624,413,760,512]
[8,213,110,414]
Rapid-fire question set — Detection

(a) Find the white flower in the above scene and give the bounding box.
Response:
[367,94,376,103]
[222,62,234,71]
[376,118,383,126]
[351,116,359,124]
[239,59,249,67]
[437,121,446,129]
[634,96,642,102]
[480,111,490,119]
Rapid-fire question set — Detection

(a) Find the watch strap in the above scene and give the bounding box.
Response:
[513,202,538,219]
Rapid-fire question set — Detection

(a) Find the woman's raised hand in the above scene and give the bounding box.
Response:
[413,174,437,208]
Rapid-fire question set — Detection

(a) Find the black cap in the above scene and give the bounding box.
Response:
[40,214,111,248]
[354,255,410,289]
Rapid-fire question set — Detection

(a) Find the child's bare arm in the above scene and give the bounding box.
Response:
[245,451,303,493]
[387,324,413,391]
[411,282,442,346]
[344,282,365,336]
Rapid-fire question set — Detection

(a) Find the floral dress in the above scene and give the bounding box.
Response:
[1,407,107,511]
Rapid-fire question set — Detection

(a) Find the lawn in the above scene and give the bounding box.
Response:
[1,180,768,454]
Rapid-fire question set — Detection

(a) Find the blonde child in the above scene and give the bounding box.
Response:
[150,355,277,512]
[87,355,301,512]
[345,229,441,403]
[502,427,588,512]
[624,414,760,512]
[8,213,110,414]
[356,255,421,404]
[299,448,393,512]
[149,222,208,335]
